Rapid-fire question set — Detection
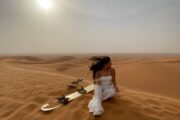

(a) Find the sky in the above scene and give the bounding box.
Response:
[0,0,180,55]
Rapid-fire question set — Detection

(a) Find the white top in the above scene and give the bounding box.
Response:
[99,75,112,85]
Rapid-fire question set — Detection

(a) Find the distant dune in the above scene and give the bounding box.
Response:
[0,55,180,120]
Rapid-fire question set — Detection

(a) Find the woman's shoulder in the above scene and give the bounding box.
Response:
[111,67,115,71]
[95,70,101,77]
[110,67,115,74]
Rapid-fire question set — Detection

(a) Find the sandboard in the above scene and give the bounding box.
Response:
[41,84,94,112]
[66,78,85,87]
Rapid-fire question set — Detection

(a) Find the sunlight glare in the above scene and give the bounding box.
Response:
[38,0,53,10]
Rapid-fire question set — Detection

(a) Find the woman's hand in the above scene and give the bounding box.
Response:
[95,79,101,85]
[114,86,119,92]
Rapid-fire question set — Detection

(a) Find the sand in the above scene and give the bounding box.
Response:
[0,54,180,120]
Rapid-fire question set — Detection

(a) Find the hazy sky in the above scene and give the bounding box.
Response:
[0,0,180,54]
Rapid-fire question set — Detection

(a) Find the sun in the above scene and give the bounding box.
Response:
[38,0,53,10]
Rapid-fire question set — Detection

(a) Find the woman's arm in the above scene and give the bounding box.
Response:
[111,68,119,92]
[94,71,101,84]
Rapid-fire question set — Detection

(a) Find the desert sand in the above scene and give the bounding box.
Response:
[0,54,180,120]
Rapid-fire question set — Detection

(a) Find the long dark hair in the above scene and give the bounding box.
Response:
[89,56,111,80]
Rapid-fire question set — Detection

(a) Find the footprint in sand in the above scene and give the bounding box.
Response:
[163,105,179,113]
[144,99,161,106]
[6,103,38,120]
[33,96,48,104]
[71,108,87,119]
[0,102,22,118]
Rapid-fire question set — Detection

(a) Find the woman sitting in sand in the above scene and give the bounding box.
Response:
[88,56,119,116]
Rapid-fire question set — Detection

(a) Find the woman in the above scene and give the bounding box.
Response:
[88,56,119,116]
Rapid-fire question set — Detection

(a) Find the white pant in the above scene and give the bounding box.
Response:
[88,84,116,116]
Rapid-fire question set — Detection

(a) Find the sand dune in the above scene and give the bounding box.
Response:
[0,55,180,120]
[149,59,180,63]
[7,56,75,64]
